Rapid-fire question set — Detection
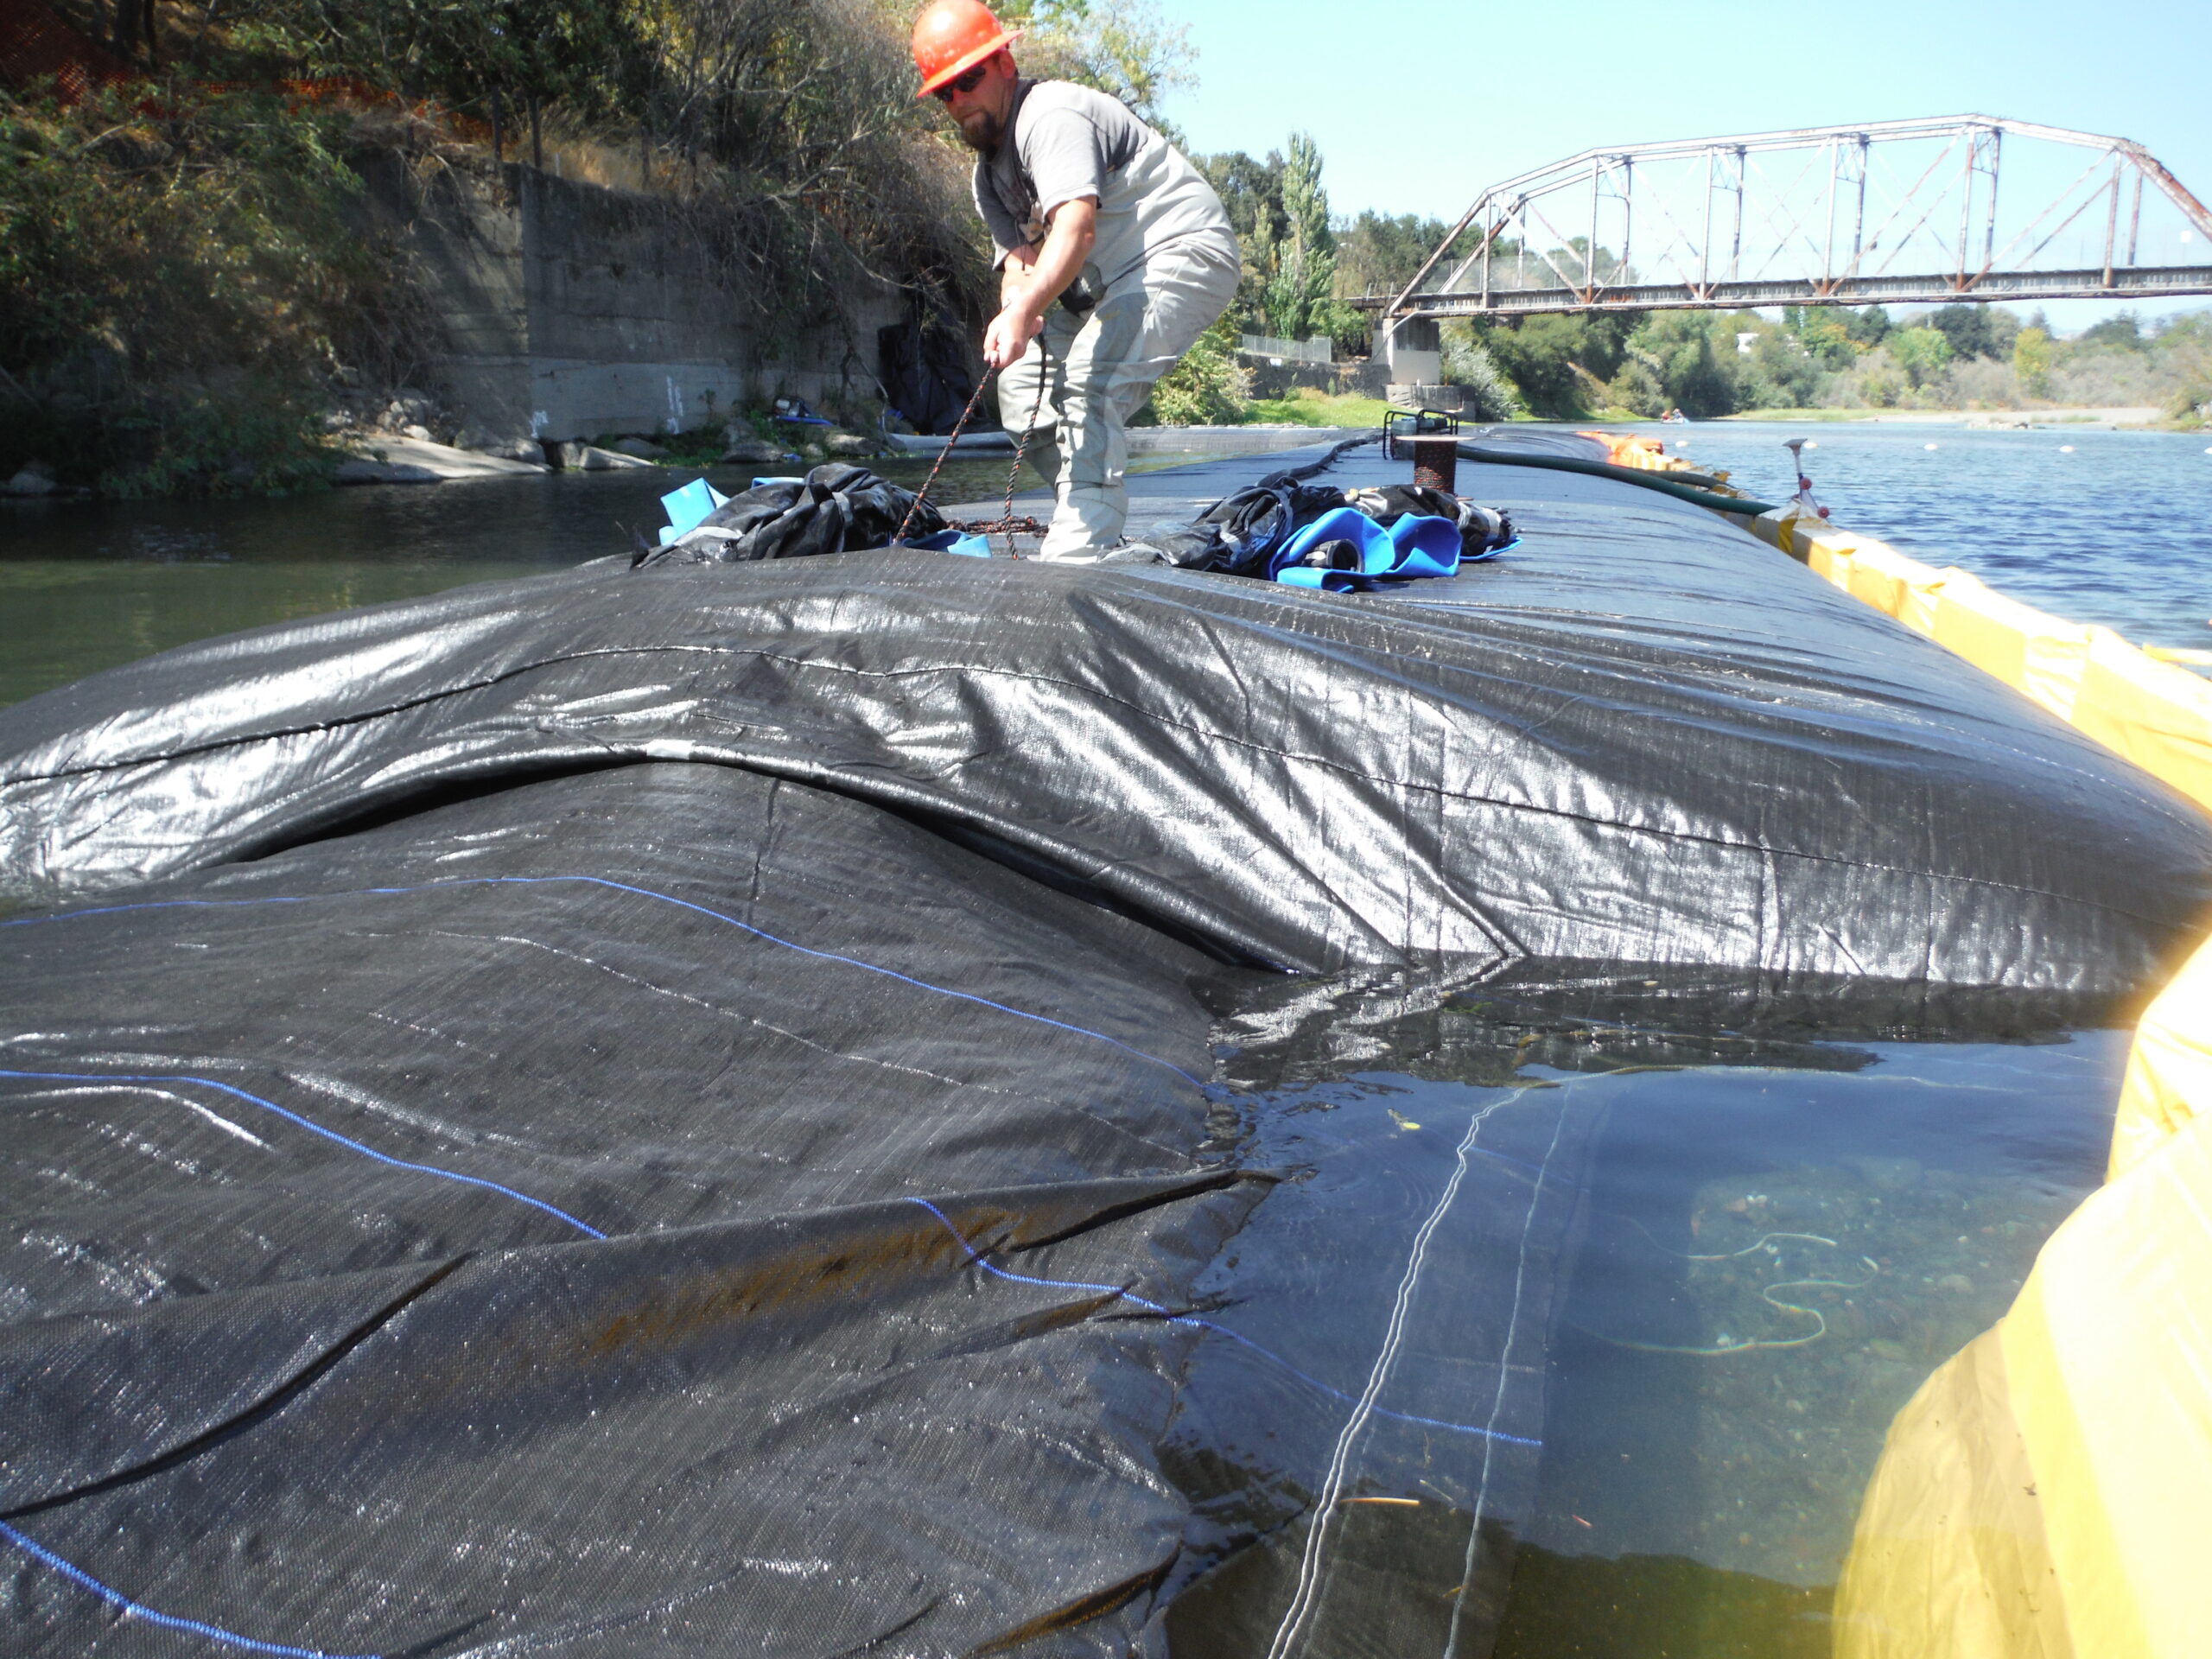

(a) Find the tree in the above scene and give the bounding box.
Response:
[2077,311,2146,351]
[1440,323,1523,421]
[1785,305,1857,371]
[1000,0,1194,128]
[1335,211,1456,298]
[1481,315,1634,417]
[1922,303,2018,362]
[1261,131,1337,342]
[1142,314,1248,424]
[1844,305,1893,348]
[1889,326,1954,389]
[1196,130,1354,346]
[1749,327,1824,409]
[1627,312,1740,416]
[2013,326,2055,399]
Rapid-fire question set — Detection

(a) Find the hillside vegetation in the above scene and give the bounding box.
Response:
[0,0,1181,493]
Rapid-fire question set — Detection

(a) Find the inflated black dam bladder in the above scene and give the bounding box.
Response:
[2,435,2208,1656]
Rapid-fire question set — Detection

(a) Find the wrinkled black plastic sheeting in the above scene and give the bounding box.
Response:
[5,480,2210,989]
[1,763,1267,1656]
[0,772,2162,1656]
[632,465,945,566]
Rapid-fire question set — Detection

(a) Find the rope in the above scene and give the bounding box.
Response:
[892,337,1054,556]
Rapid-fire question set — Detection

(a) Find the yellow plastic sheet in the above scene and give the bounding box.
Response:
[2110,933,2212,1180]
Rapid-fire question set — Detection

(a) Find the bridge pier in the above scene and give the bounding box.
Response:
[1378,315,1442,404]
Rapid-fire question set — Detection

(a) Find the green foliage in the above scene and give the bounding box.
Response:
[1440,323,1523,422]
[1240,388,1391,428]
[1920,303,2018,362]
[2078,310,2146,351]
[1481,315,1635,418]
[1783,306,1857,371]
[1844,305,1892,347]
[1141,315,1249,426]
[0,82,414,493]
[999,0,1194,125]
[1605,356,1668,418]
[1888,326,1954,389]
[2152,314,2212,426]
[1260,132,1336,343]
[224,0,637,121]
[1335,210,1455,298]
[1746,327,1823,409]
[1197,130,1351,350]
[2013,327,2055,398]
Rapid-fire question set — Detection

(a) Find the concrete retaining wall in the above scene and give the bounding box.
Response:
[373,157,904,444]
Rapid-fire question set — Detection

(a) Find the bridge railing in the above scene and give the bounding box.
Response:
[1238,334,1334,365]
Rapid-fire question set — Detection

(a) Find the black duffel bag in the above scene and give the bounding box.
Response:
[635,466,945,566]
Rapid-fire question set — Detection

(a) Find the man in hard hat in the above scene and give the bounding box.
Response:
[912,0,1240,562]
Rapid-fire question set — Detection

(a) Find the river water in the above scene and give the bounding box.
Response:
[1658,420,2212,653]
[1,423,2205,1653]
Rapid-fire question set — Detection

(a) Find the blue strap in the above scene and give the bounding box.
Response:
[896,529,995,557]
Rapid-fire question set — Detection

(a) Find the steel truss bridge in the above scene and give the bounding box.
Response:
[1365,116,2212,328]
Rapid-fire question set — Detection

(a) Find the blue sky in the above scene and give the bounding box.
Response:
[1153,0,2212,329]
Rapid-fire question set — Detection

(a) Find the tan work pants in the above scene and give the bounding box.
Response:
[995,235,1242,561]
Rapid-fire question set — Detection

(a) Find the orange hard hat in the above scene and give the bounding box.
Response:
[912,0,1020,99]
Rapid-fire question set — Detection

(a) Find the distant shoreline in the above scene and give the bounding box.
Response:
[1708,406,2164,429]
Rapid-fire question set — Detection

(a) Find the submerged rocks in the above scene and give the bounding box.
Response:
[721,436,786,463]
[569,442,653,471]
[454,424,547,464]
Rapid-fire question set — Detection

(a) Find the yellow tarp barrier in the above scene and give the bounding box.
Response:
[1724,476,2212,1658]
[2110,931,2212,1181]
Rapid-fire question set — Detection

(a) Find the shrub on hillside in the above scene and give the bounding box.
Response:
[1141,316,1250,426]
[0,84,421,493]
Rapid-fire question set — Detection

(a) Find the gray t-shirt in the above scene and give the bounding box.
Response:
[972,80,1235,290]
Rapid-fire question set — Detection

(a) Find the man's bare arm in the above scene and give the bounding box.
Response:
[1001,242,1039,311]
[983,197,1098,369]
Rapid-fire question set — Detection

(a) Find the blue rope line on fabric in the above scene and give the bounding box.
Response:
[0,1068,604,1240]
[4,876,1205,1090]
[902,1197,1540,1448]
[0,1519,381,1659]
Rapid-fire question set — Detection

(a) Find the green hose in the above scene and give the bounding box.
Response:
[1454,443,1779,518]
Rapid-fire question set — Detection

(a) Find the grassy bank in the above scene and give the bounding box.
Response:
[1241,388,1392,428]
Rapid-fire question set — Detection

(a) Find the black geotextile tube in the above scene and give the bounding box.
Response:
[1455,442,1780,516]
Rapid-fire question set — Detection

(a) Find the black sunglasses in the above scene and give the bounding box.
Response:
[931,63,990,102]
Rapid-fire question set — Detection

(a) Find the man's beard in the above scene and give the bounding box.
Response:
[957,106,1004,152]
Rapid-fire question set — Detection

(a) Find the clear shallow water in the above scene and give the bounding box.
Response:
[1169,975,2119,1656]
[1648,421,2212,652]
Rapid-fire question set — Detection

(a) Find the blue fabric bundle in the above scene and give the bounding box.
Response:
[1271,507,1467,593]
